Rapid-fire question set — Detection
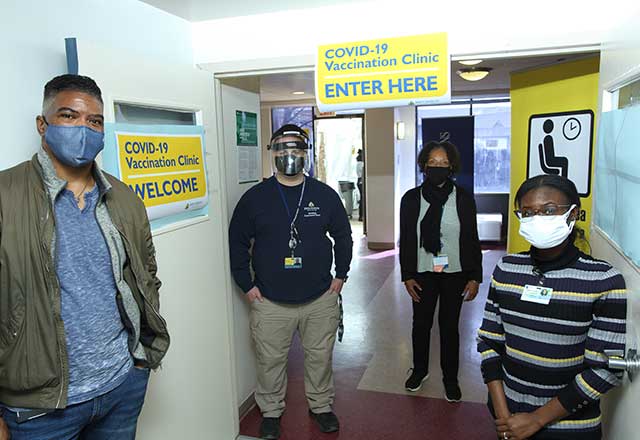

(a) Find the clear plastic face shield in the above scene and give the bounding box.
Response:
[269,133,311,176]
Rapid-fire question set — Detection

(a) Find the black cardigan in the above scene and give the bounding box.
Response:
[399,184,483,283]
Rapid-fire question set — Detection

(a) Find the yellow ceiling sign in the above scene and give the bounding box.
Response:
[316,33,450,111]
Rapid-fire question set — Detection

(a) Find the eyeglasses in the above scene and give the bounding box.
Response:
[514,203,573,219]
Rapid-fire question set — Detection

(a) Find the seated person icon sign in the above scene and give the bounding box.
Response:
[538,119,569,178]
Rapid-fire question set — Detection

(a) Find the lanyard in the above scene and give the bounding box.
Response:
[275,176,306,223]
[275,177,306,254]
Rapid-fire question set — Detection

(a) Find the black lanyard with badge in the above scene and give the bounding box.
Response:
[276,177,306,270]
[276,176,346,343]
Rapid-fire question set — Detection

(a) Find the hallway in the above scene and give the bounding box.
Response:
[240,224,505,439]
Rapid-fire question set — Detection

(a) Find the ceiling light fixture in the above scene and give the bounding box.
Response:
[458,59,483,66]
[292,91,305,95]
[456,67,493,82]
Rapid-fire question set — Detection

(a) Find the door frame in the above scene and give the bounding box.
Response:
[313,113,367,232]
[198,43,604,438]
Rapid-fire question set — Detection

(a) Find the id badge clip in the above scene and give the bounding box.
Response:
[285,232,302,269]
[521,284,553,305]
[433,254,449,273]
[284,256,303,270]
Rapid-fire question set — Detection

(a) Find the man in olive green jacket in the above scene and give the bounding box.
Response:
[0,74,169,440]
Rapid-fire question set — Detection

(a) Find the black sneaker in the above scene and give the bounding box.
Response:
[444,383,462,403]
[259,417,281,439]
[308,410,340,433]
[405,369,429,391]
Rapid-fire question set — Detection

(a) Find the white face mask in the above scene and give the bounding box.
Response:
[518,204,576,249]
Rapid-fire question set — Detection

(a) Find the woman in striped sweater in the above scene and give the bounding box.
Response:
[477,175,626,440]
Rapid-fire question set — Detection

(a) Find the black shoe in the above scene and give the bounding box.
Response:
[308,410,340,433]
[405,369,429,391]
[444,383,462,403]
[259,417,281,439]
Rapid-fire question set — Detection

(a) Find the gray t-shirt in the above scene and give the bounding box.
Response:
[417,190,462,273]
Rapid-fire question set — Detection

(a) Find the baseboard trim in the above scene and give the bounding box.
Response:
[367,241,395,250]
[239,392,257,420]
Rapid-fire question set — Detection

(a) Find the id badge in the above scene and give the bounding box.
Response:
[284,257,303,270]
[521,284,553,305]
[433,255,449,273]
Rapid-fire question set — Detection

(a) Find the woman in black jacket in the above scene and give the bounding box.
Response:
[399,140,482,402]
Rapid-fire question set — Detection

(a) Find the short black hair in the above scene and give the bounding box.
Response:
[43,74,103,112]
[417,141,461,173]
[514,174,581,209]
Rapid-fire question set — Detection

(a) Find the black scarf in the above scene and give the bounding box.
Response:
[420,179,454,255]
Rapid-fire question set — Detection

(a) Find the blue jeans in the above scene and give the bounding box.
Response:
[4,366,150,440]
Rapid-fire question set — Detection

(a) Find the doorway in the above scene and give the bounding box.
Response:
[211,48,604,439]
[314,115,365,226]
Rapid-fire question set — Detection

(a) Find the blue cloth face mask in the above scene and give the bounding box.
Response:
[44,120,105,168]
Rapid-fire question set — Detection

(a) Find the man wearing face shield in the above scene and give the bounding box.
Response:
[229,124,353,439]
[0,75,168,440]
[270,136,310,176]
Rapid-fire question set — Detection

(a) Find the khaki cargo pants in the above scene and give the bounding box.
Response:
[250,290,340,417]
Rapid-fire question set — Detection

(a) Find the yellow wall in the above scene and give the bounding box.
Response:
[508,57,600,253]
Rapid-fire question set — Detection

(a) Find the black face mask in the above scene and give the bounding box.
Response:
[275,154,305,176]
[425,166,450,186]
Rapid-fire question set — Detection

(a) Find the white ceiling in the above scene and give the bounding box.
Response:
[140,0,367,21]
[260,72,316,102]
[138,0,597,102]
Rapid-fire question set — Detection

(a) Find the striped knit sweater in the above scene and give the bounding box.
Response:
[477,246,626,439]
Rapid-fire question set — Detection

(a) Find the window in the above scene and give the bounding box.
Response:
[472,102,511,193]
[114,103,196,125]
[416,100,511,193]
[617,78,640,109]
[271,106,314,147]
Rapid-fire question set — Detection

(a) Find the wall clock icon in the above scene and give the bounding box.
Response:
[563,117,581,141]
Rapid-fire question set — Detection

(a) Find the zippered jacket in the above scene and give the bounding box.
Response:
[0,154,169,409]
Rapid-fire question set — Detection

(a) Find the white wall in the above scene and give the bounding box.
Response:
[220,84,262,409]
[0,2,239,439]
[394,106,417,243]
[364,108,395,248]
[594,231,640,440]
[595,12,640,440]
[61,39,238,440]
[192,0,640,68]
[0,0,192,170]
